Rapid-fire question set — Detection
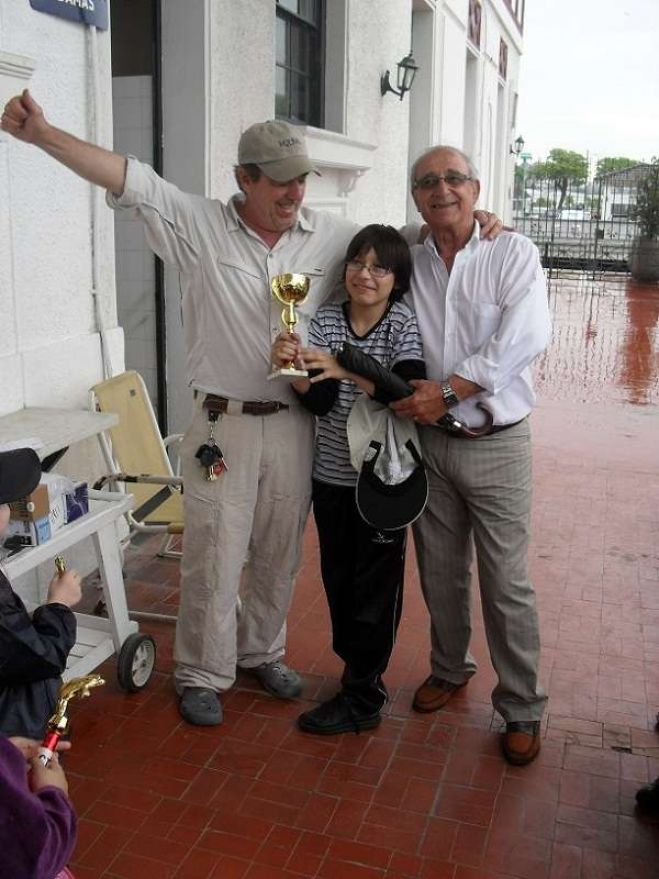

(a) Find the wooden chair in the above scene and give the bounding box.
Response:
[89,370,183,561]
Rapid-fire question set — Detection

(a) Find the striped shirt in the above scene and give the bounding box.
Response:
[308,298,424,486]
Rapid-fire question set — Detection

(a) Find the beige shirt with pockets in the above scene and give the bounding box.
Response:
[108,157,359,405]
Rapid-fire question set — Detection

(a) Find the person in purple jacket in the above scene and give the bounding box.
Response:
[0,735,77,879]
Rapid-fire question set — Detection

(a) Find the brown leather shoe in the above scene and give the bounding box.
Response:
[412,675,467,713]
[501,721,541,766]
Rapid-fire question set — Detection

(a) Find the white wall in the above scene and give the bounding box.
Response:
[0,1,124,596]
[0,2,122,446]
[340,0,410,227]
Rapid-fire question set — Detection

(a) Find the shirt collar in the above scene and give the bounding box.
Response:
[226,193,315,234]
[424,219,480,258]
[297,209,315,232]
[226,193,245,233]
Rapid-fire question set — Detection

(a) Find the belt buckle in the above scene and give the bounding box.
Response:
[226,400,243,416]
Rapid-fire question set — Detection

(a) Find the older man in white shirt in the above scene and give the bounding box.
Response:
[393,146,551,766]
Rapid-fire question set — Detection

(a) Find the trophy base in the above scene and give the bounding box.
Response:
[267,367,309,381]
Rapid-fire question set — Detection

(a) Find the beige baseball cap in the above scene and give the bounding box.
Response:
[237,120,318,182]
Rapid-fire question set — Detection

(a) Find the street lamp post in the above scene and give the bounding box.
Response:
[519,150,532,232]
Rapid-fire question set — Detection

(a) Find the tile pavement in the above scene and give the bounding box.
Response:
[65,276,659,878]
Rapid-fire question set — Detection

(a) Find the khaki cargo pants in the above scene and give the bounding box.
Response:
[173,395,314,694]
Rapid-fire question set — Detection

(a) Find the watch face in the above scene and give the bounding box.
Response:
[442,383,459,407]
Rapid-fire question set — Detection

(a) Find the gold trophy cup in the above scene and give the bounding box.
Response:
[268,273,310,380]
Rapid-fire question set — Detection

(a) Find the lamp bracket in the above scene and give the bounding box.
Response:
[380,70,404,100]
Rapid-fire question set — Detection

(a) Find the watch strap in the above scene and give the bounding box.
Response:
[440,380,459,409]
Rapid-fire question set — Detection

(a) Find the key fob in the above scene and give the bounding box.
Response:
[195,443,216,467]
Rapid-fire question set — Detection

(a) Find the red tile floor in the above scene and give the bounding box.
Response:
[67,275,659,878]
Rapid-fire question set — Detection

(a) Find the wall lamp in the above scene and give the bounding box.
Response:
[380,51,419,101]
[510,134,525,156]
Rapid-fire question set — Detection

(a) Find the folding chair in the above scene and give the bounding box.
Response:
[89,371,184,561]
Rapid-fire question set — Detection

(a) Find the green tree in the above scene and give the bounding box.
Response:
[529,148,588,211]
[632,157,659,240]
[595,156,641,177]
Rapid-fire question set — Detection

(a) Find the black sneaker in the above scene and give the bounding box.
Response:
[297,693,381,736]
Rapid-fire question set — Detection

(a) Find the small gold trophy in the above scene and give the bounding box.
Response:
[38,674,105,765]
[268,273,310,380]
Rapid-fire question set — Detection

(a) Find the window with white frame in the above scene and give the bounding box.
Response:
[499,39,508,80]
[468,0,482,48]
[275,0,324,127]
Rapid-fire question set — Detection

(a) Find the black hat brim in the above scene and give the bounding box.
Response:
[356,445,428,531]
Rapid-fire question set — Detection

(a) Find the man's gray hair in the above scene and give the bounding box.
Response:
[410,146,479,188]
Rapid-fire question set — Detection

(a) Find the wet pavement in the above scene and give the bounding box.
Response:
[539,274,659,407]
[66,272,659,879]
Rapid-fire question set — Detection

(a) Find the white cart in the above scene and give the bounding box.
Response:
[3,489,156,690]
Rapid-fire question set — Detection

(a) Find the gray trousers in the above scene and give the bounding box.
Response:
[174,395,314,694]
[412,418,547,722]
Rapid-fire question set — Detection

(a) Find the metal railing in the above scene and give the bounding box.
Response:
[513,168,645,276]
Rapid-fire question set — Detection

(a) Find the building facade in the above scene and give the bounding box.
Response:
[0,0,525,441]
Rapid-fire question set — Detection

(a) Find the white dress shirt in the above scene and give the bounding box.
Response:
[408,224,551,427]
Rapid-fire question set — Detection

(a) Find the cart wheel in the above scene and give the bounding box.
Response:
[117,633,156,692]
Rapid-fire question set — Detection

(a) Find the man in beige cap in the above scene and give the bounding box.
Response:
[2,91,499,727]
[1,90,362,726]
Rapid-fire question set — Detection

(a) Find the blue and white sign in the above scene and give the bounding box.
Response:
[29,0,109,31]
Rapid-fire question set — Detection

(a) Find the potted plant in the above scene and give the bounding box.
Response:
[629,157,659,282]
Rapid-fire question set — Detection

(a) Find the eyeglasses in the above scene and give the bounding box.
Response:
[412,172,473,190]
[345,260,392,279]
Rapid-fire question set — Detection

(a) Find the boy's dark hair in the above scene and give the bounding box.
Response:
[343,224,412,301]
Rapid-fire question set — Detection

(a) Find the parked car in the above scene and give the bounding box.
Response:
[559,209,590,221]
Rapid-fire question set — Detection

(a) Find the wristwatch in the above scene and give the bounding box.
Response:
[440,380,460,409]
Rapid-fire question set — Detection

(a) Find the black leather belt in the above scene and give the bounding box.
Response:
[203,394,288,416]
[437,417,524,438]
[487,420,523,434]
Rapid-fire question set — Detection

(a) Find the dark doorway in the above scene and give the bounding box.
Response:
[110,0,166,431]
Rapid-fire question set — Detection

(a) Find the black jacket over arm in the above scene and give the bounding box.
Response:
[296,359,426,415]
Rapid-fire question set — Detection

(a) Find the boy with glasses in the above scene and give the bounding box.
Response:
[272,225,425,734]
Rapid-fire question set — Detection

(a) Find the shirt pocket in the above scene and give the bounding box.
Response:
[214,258,268,326]
[216,256,264,281]
[470,303,502,343]
[297,266,327,299]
